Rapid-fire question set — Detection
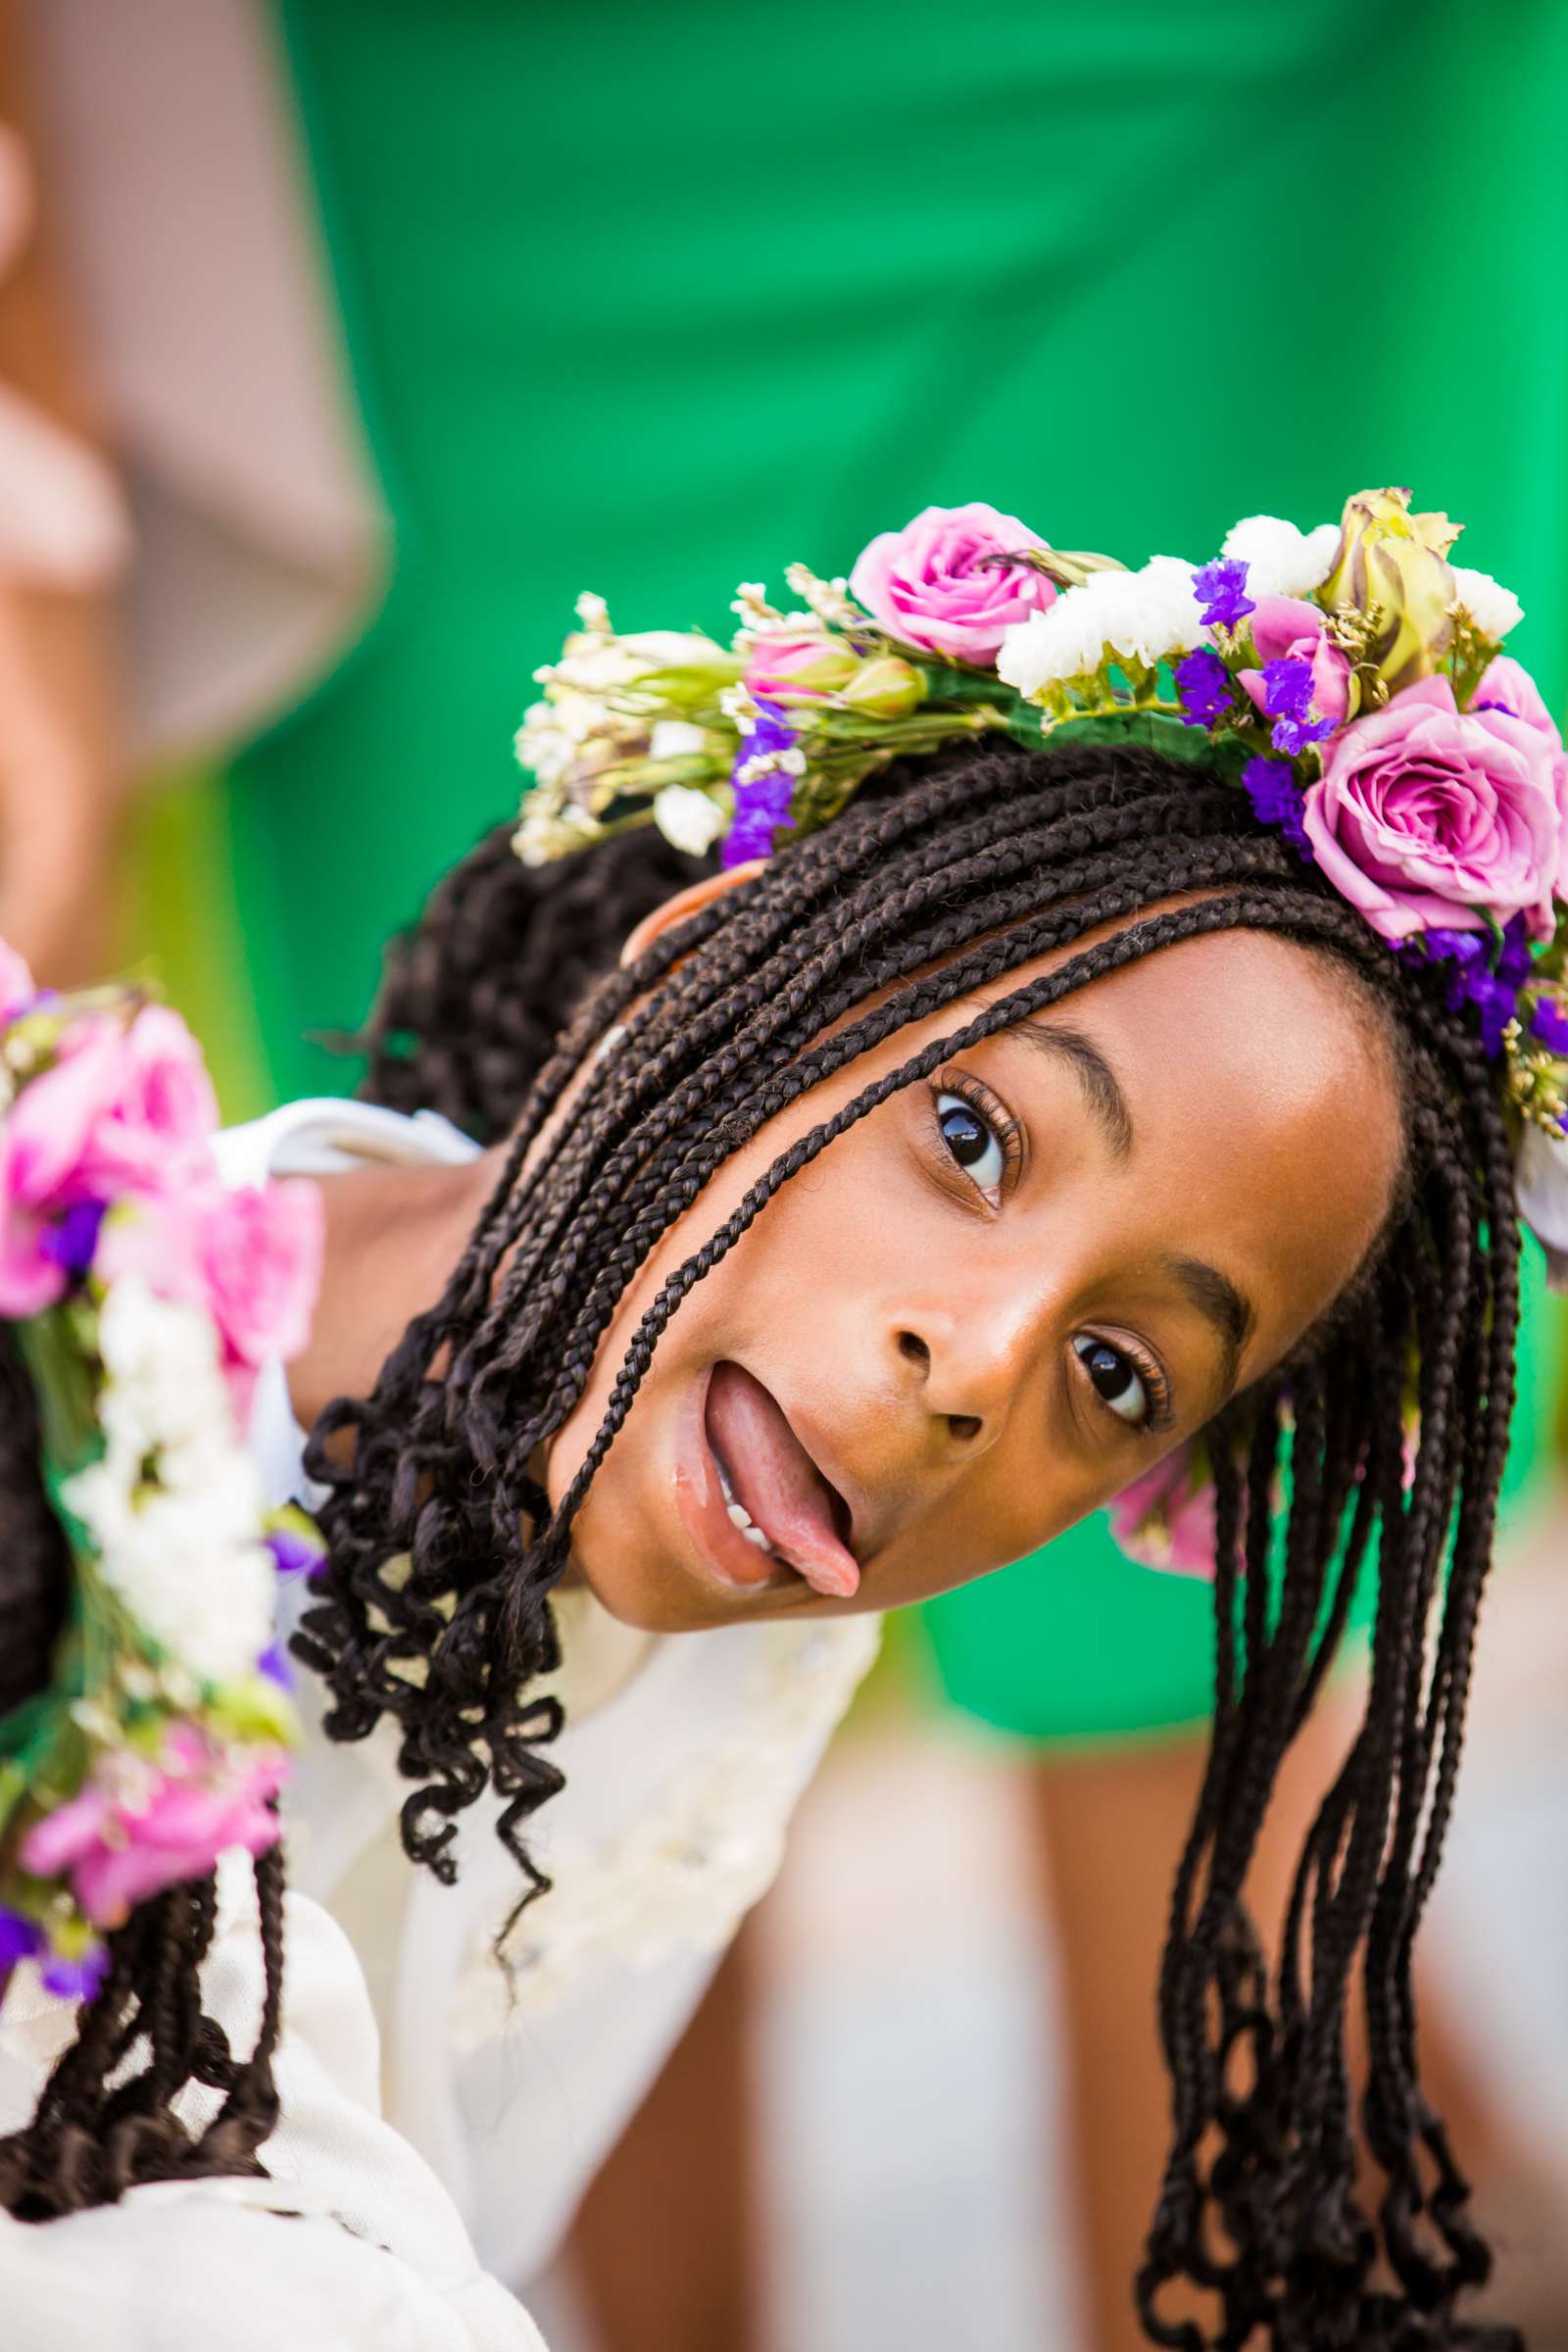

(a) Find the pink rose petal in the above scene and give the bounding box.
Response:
[849,500,1055,665]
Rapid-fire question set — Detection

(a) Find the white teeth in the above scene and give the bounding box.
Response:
[717,1462,779,1557]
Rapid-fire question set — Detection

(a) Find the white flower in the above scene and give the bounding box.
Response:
[94,1278,237,1464]
[514,693,616,787]
[1220,514,1340,600]
[649,719,709,761]
[731,581,782,630]
[996,610,1056,696]
[65,1342,275,1691]
[1514,1120,1568,1292]
[997,559,1205,698]
[1119,556,1207,662]
[512,798,601,866]
[782,563,861,627]
[87,1491,275,1685]
[1451,564,1524,644]
[999,573,1126,693]
[652,784,727,857]
[550,629,729,697]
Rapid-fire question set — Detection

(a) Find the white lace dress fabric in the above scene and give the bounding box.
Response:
[221,1098,881,2279]
[0,1861,548,2350]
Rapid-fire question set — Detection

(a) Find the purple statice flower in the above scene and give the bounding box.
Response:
[39,1940,109,2002]
[258,1641,294,1689]
[1467,971,1521,1055]
[1533,997,1568,1054]
[722,699,800,867]
[1419,924,1525,1056]
[1259,657,1336,758]
[0,1905,43,1971]
[267,1525,326,1580]
[1242,755,1314,861]
[1192,558,1255,632]
[723,769,794,865]
[1420,928,1488,971]
[1495,911,1533,993]
[1173,646,1233,730]
[38,1199,107,1279]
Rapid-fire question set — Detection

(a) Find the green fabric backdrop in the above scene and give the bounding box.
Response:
[174,0,1568,1738]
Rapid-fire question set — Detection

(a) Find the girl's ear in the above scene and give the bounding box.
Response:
[618,859,765,968]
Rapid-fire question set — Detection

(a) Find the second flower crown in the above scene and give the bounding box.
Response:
[514,488,1568,1180]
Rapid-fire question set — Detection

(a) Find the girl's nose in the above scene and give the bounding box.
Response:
[892,1281,1044,1453]
[896,1329,983,1444]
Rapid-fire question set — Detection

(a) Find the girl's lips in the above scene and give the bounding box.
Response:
[670,1364,861,1602]
[672,1365,793,1598]
[704,1362,860,1599]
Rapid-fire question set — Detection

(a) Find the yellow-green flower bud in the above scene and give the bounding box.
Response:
[1318,486,1463,693]
[835,654,926,718]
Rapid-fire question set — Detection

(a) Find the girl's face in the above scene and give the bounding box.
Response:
[542,905,1403,1631]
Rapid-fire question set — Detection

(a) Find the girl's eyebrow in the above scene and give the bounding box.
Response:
[1160,1250,1254,1396]
[1004,1016,1135,1160]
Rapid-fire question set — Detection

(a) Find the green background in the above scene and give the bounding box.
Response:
[135,0,1568,1739]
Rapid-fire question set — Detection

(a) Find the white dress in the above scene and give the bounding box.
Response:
[222,1098,880,2279]
[1,1861,548,2351]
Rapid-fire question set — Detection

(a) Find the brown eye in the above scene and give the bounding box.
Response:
[936,1091,1005,1192]
[1072,1334,1151,1427]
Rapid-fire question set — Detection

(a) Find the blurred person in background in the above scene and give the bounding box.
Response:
[8,3,1568,2349]
[0,12,123,985]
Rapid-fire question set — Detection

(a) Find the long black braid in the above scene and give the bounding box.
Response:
[323,734,1521,2347]
[0,1333,288,2220]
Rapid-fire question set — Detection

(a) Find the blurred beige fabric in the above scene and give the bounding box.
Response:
[24,0,384,767]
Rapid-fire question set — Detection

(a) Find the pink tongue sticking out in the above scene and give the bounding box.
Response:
[706,1364,860,1599]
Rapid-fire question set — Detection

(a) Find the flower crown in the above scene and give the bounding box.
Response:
[514,488,1568,1136]
[0,953,324,2000]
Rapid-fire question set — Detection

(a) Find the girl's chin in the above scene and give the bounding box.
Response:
[564,1538,821,1634]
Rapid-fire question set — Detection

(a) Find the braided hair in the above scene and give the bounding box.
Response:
[324,732,1519,2347]
[0,1331,287,2219]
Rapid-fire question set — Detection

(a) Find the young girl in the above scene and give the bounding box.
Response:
[4,488,1565,2350]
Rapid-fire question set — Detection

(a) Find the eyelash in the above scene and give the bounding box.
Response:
[929,1069,1174,1439]
[929,1071,1024,1202]
[1071,1332,1174,1438]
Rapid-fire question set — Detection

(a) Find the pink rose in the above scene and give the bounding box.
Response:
[75,1004,219,1196]
[1,1018,124,1205]
[92,1192,200,1301]
[1238,595,1351,727]
[0,1020,130,1312]
[0,1224,61,1314]
[742,630,924,719]
[1475,655,1568,898]
[1107,1445,1218,1579]
[23,1738,286,1929]
[0,1004,220,1314]
[0,1006,216,1210]
[97,1177,323,1423]
[743,629,853,702]
[848,500,1054,665]
[1301,674,1562,942]
[198,1178,323,1382]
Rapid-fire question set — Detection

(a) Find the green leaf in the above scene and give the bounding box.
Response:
[1047,710,1252,779]
[917,660,1017,707]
